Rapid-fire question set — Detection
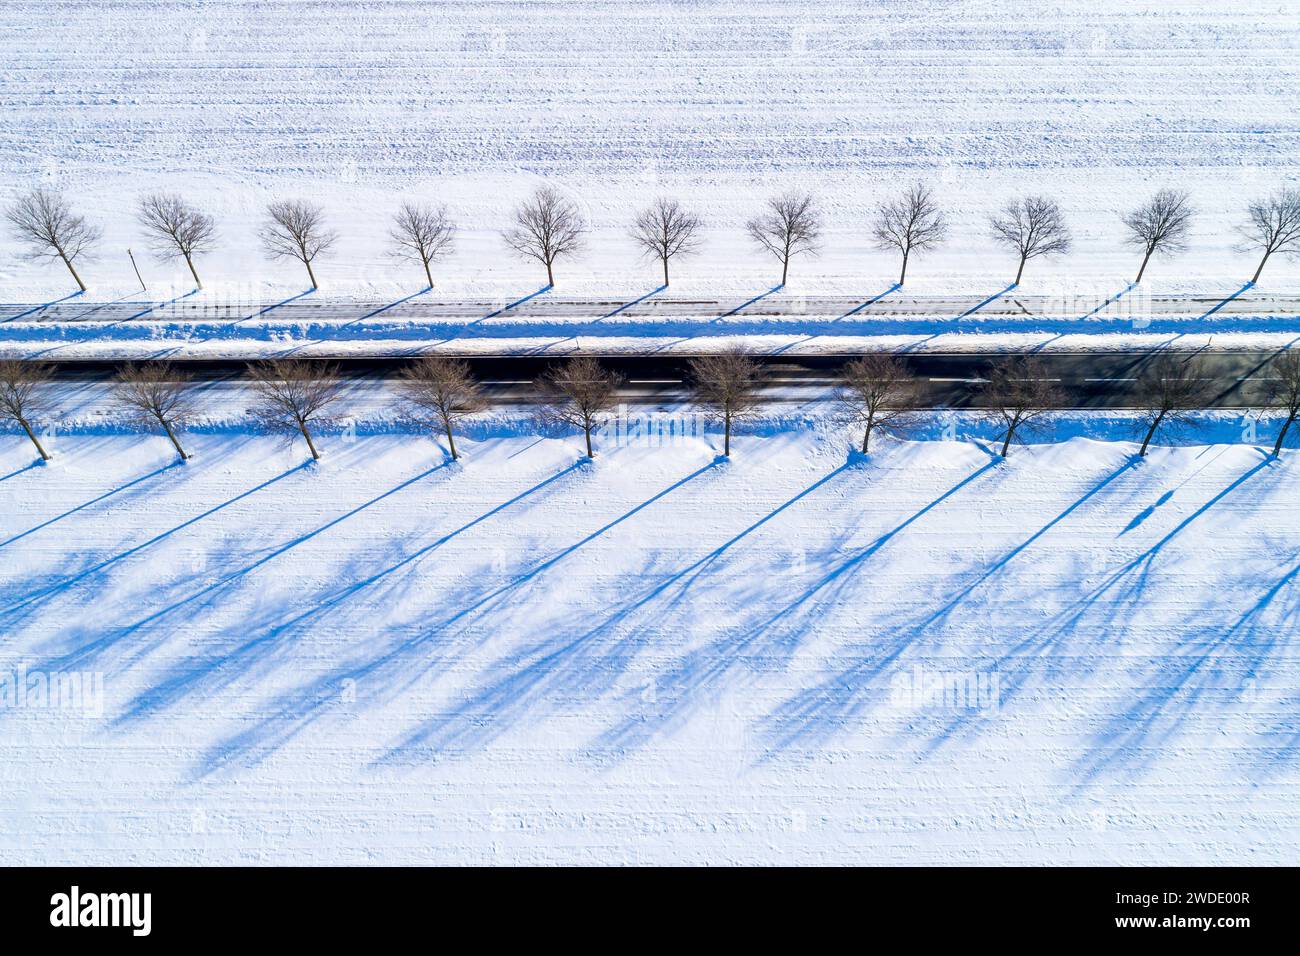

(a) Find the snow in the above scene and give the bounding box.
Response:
[3,0,1300,865]
[2,1,1298,307]
[2,415,1299,864]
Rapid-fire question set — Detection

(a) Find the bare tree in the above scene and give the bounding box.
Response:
[630,197,703,286]
[137,193,217,289]
[503,186,587,286]
[112,362,196,462]
[537,357,622,458]
[399,356,485,460]
[746,191,821,285]
[1267,350,1300,457]
[247,359,344,460]
[988,196,1071,285]
[0,359,55,461]
[4,189,101,291]
[871,183,948,285]
[838,353,919,454]
[980,356,1064,457]
[1239,188,1300,283]
[1133,354,1209,457]
[689,348,763,457]
[1123,188,1194,284]
[389,202,456,288]
[260,200,337,288]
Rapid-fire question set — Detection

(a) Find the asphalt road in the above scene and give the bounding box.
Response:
[3,289,1295,324]
[37,349,1288,409]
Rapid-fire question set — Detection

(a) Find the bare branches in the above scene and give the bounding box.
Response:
[689,348,763,457]
[871,183,947,285]
[979,356,1064,457]
[247,359,344,460]
[260,200,338,288]
[837,353,919,454]
[0,359,55,460]
[389,202,456,288]
[630,197,703,286]
[113,362,196,461]
[1268,350,1300,457]
[1123,189,1193,284]
[399,356,485,460]
[537,357,622,458]
[137,193,216,289]
[988,196,1071,284]
[5,189,101,291]
[503,186,587,286]
[1132,354,1209,456]
[746,191,821,285]
[1239,188,1300,283]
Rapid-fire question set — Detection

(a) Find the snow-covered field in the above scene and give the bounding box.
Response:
[4,1,1300,866]
[2,0,1298,306]
[2,415,1299,864]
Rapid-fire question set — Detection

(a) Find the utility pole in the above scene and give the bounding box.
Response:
[127,248,147,292]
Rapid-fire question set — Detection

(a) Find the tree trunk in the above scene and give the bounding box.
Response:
[899,248,909,286]
[546,260,555,287]
[1273,410,1297,457]
[162,419,189,461]
[1014,254,1026,286]
[584,422,594,458]
[184,252,203,290]
[780,256,789,287]
[19,417,51,461]
[1000,428,1012,458]
[445,418,459,460]
[662,255,670,287]
[1139,413,1163,457]
[1252,250,1271,284]
[59,250,87,292]
[723,411,732,457]
[301,423,321,460]
[861,421,871,454]
[1135,246,1153,284]
[304,258,319,290]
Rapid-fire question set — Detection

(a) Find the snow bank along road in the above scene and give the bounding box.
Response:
[35,350,1291,410]
[2,428,1298,865]
[4,292,1297,325]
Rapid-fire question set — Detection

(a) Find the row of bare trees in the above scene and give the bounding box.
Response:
[4,351,1300,465]
[7,185,1300,294]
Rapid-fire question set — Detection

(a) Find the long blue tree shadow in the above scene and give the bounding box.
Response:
[601,284,667,319]
[483,284,553,320]
[0,461,42,484]
[1073,553,1300,787]
[1078,281,1137,320]
[353,286,432,322]
[1197,280,1254,320]
[761,455,1272,757]
[5,290,84,322]
[837,282,902,319]
[719,284,783,318]
[111,459,586,716]
[125,287,200,321]
[181,459,717,775]
[917,454,1277,754]
[240,288,315,321]
[958,282,1017,319]
[42,461,455,675]
[586,459,998,762]
[378,460,860,765]
[0,464,177,552]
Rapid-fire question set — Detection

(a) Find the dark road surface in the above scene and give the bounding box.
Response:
[38,350,1287,409]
